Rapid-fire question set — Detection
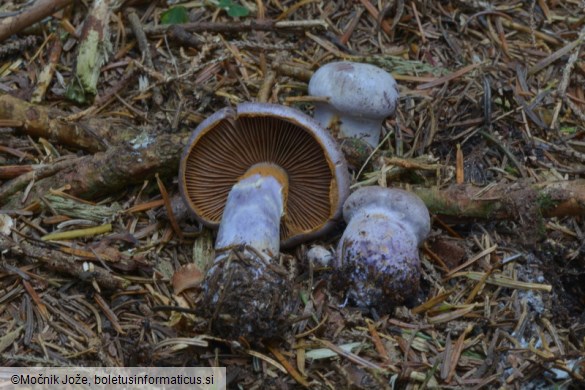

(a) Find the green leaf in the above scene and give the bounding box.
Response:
[226,4,249,17]
[160,6,189,25]
[217,0,249,18]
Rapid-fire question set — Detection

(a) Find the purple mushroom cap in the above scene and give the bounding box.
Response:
[308,61,399,147]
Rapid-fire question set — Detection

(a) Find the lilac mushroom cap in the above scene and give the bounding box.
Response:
[179,102,350,250]
[308,61,399,147]
[336,186,431,312]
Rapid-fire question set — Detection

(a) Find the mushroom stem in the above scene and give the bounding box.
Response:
[312,104,384,147]
[215,163,288,260]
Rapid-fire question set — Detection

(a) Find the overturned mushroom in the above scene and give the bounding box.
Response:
[179,102,349,338]
[335,186,430,313]
[308,61,399,147]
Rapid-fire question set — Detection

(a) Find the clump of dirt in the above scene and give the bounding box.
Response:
[535,239,585,325]
[426,236,468,269]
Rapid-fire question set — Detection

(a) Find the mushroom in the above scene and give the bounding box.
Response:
[335,186,430,312]
[308,61,399,147]
[179,102,349,338]
[306,245,334,268]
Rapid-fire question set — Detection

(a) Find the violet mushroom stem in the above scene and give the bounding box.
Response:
[308,61,399,147]
[215,163,288,260]
[336,186,430,312]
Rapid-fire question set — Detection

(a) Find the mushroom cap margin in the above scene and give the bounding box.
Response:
[343,186,431,244]
[308,61,399,119]
[178,102,351,248]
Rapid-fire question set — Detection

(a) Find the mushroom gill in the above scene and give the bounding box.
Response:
[182,112,334,241]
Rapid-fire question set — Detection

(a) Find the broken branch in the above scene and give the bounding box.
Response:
[0,93,138,152]
[0,0,72,42]
[3,133,187,209]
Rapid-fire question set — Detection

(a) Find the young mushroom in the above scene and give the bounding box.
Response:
[179,102,349,338]
[335,186,430,313]
[308,61,399,147]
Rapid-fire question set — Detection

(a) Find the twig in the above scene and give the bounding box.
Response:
[8,239,130,290]
[141,19,326,35]
[528,35,583,75]
[127,10,163,107]
[0,93,139,152]
[257,70,276,103]
[275,62,313,82]
[499,18,561,45]
[358,0,392,36]
[413,179,585,220]
[0,156,83,205]
[31,34,62,103]
[2,132,188,208]
[0,0,72,42]
[339,8,364,45]
[0,36,40,58]
[41,223,112,241]
[479,130,527,178]
[73,0,114,97]
[417,63,481,90]
[168,24,203,48]
[94,62,137,106]
[0,165,33,179]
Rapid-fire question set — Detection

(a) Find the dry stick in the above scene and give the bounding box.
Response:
[0,165,33,179]
[0,35,40,58]
[13,240,129,290]
[2,132,188,209]
[127,10,163,107]
[65,62,139,122]
[31,34,63,103]
[257,70,276,102]
[413,179,585,220]
[417,63,482,90]
[3,103,584,223]
[528,35,583,75]
[168,24,203,48]
[74,0,113,96]
[339,8,364,45]
[555,25,585,129]
[0,156,83,205]
[94,63,138,106]
[0,0,72,42]
[500,17,561,46]
[141,19,326,35]
[479,130,527,178]
[275,62,313,82]
[0,93,139,152]
[358,0,392,35]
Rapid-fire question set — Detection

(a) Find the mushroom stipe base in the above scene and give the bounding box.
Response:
[200,247,294,340]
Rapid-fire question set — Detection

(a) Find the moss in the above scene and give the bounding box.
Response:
[415,187,500,218]
[533,192,561,238]
[536,192,559,212]
[504,165,519,176]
